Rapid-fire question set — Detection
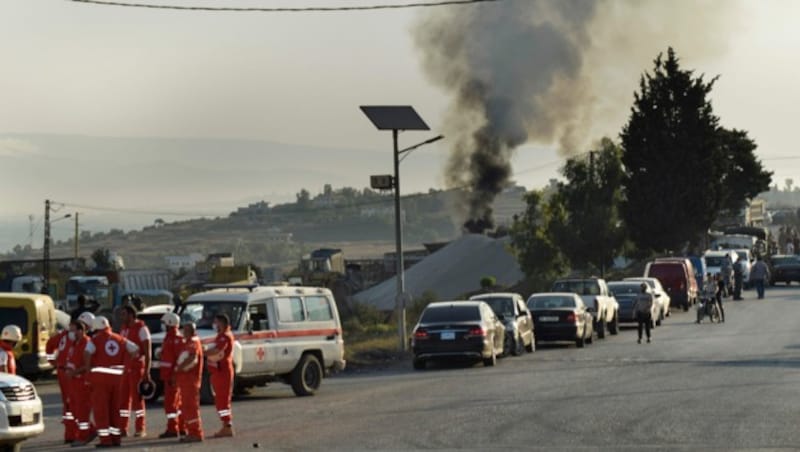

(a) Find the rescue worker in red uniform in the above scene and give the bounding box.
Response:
[175,322,204,443]
[118,305,152,437]
[65,316,97,447]
[206,314,234,438]
[84,316,139,448]
[0,325,21,374]
[157,312,185,439]
[46,322,76,443]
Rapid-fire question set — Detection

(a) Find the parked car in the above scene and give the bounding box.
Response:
[769,255,800,285]
[624,277,671,320]
[645,258,699,311]
[0,373,45,452]
[526,293,594,348]
[550,278,619,339]
[688,256,707,291]
[704,250,739,291]
[411,301,505,369]
[138,304,175,336]
[733,249,753,288]
[150,284,346,403]
[0,293,58,378]
[608,281,661,326]
[469,293,535,356]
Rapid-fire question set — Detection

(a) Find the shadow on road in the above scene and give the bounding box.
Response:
[699,357,800,369]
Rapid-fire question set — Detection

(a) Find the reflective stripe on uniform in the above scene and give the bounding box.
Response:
[218,410,231,416]
[119,410,130,417]
[135,410,145,418]
[79,423,91,430]
[97,429,110,437]
[159,361,172,368]
[109,427,121,436]
[45,353,57,360]
[91,367,124,376]
[166,412,178,419]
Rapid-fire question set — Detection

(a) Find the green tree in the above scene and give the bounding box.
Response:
[621,48,723,253]
[296,189,311,209]
[717,128,772,215]
[551,138,626,274]
[509,191,569,290]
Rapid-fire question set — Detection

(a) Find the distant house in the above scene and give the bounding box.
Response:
[207,252,235,268]
[164,253,205,272]
[492,185,527,227]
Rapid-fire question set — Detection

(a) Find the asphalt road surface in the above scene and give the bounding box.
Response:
[25,285,800,451]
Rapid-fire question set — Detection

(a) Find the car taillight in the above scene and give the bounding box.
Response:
[566,313,577,323]
[467,327,485,337]
[414,329,429,339]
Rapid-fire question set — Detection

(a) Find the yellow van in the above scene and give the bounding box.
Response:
[0,293,57,377]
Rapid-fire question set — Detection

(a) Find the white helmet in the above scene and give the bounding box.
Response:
[93,316,111,332]
[1,325,22,343]
[78,312,96,330]
[161,312,180,327]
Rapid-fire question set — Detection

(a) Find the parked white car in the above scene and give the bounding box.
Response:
[0,373,44,452]
[624,277,671,320]
[551,278,619,339]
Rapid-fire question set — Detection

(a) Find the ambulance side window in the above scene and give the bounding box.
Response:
[248,302,269,331]
[306,296,333,322]
[275,297,305,323]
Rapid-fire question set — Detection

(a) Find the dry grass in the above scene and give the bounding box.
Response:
[344,332,410,370]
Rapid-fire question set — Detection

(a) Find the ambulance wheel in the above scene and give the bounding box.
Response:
[200,372,216,405]
[291,353,323,397]
[144,380,163,405]
[0,442,22,452]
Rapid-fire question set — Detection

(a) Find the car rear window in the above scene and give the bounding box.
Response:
[476,297,515,318]
[420,305,481,323]
[648,264,685,280]
[0,308,28,334]
[551,280,600,295]
[608,284,641,295]
[705,256,725,267]
[528,296,575,309]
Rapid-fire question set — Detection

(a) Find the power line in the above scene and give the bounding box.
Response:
[67,0,500,12]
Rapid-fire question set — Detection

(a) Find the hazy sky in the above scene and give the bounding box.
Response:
[2,0,800,251]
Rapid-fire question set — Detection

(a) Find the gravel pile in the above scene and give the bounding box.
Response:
[352,234,524,310]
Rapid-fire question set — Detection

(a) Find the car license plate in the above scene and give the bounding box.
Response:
[21,407,34,424]
[440,331,456,340]
[539,316,559,322]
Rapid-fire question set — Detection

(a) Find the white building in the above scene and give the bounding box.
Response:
[164,253,205,272]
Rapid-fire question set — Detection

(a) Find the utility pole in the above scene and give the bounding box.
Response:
[392,128,406,351]
[74,212,79,268]
[43,199,51,295]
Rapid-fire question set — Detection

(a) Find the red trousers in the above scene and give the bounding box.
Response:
[119,362,146,433]
[91,377,123,446]
[57,371,77,441]
[210,369,233,424]
[69,376,94,442]
[176,374,203,439]
[162,379,184,434]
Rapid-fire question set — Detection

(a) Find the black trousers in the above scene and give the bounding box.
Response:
[636,312,652,339]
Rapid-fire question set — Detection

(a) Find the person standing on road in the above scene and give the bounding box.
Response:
[46,322,76,444]
[158,312,185,439]
[85,316,139,448]
[750,256,771,300]
[206,314,235,438]
[632,283,653,344]
[733,258,745,301]
[715,273,726,323]
[721,254,734,297]
[118,305,153,437]
[175,322,204,443]
[65,316,97,447]
[0,325,21,374]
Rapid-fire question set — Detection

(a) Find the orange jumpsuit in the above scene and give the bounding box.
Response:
[175,335,204,439]
[46,330,76,442]
[208,328,234,425]
[159,326,184,434]
[0,342,16,374]
[119,319,150,434]
[66,335,94,442]
[88,328,137,447]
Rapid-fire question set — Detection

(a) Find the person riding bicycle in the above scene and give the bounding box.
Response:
[697,273,719,323]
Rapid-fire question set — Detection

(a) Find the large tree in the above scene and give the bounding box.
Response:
[621,48,724,253]
[509,191,569,290]
[550,138,626,274]
[717,128,772,215]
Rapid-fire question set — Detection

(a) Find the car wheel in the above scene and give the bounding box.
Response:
[525,335,535,353]
[596,318,606,339]
[575,335,585,348]
[609,313,619,335]
[291,353,323,396]
[656,311,663,327]
[586,330,593,344]
[503,333,514,357]
[143,379,164,404]
[483,349,496,367]
[0,442,22,452]
[413,358,426,370]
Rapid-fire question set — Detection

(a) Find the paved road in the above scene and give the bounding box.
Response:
[26,286,800,451]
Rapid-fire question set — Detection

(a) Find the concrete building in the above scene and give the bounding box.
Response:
[164,253,204,272]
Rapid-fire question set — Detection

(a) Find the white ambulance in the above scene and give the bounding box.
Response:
[150,284,346,403]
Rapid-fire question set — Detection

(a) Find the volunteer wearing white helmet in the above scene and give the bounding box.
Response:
[78,312,96,333]
[157,311,186,439]
[175,322,204,443]
[0,325,22,374]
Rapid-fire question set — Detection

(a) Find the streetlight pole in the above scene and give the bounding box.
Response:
[392,129,407,351]
[74,212,79,269]
[43,200,51,294]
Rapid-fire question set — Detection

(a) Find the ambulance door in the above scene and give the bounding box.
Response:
[241,301,275,374]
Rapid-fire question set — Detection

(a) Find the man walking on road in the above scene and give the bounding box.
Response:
[65,316,96,447]
[46,320,76,444]
[206,314,235,438]
[118,305,152,437]
[175,322,204,443]
[750,256,771,299]
[633,283,653,344]
[158,312,185,439]
[0,325,21,374]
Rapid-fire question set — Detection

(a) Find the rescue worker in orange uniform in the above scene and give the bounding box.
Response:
[0,325,21,374]
[118,305,152,437]
[46,321,76,443]
[84,316,139,448]
[65,315,97,447]
[175,322,204,443]
[157,312,185,439]
[206,314,235,438]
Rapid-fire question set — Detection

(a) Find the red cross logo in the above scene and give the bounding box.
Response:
[256,346,265,361]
